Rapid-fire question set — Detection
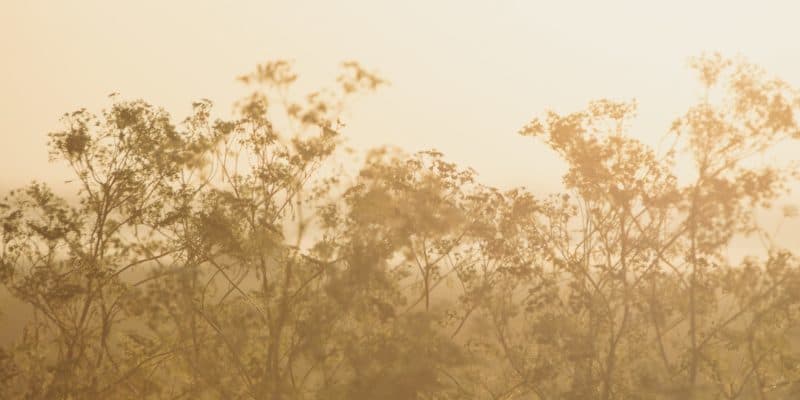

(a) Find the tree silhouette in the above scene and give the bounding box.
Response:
[2,54,800,399]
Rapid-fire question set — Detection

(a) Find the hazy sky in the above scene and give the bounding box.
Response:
[3,0,800,196]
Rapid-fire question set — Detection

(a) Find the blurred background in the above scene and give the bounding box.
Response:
[2,0,800,260]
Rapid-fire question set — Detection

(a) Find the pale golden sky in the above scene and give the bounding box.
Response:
[3,0,800,196]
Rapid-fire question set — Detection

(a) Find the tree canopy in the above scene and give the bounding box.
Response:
[3,54,800,399]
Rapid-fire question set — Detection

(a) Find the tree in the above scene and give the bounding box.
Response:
[2,53,800,400]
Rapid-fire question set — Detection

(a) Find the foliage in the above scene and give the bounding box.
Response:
[3,54,800,399]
